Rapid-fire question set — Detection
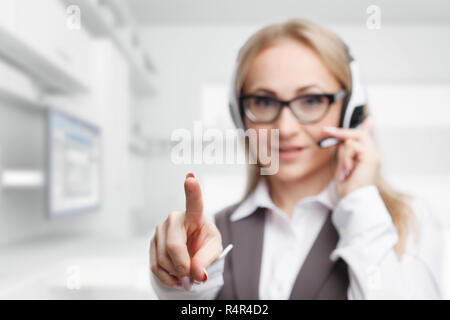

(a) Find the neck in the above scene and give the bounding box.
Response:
[266,163,335,219]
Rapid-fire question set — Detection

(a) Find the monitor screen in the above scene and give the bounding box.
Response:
[47,109,101,217]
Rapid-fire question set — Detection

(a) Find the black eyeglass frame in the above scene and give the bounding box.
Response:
[239,88,347,124]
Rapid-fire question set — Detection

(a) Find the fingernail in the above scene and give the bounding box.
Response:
[181,276,192,291]
[186,172,195,179]
[323,126,338,133]
[202,268,208,282]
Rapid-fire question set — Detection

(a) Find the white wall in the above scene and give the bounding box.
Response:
[0,1,136,245]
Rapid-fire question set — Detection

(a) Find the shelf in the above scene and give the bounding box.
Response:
[0,57,44,111]
[0,87,44,112]
[1,170,45,189]
[0,25,89,94]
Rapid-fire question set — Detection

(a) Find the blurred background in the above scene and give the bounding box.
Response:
[0,0,449,299]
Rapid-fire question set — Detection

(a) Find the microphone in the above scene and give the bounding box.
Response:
[316,115,369,149]
[317,137,340,148]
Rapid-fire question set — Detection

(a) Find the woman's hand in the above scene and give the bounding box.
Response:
[150,173,222,290]
[323,119,381,199]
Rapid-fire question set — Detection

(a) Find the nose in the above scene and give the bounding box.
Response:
[274,106,301,139]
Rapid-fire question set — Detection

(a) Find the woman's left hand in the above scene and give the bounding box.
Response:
[323,119,381,199]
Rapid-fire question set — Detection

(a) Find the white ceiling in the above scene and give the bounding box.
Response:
[125,0,450,25]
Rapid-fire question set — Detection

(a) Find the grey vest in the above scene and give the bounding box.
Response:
[214,203,349,300]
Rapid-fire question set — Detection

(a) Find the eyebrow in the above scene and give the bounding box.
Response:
[248,84,325,97]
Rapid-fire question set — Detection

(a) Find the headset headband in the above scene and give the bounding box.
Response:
[228,36,367,130]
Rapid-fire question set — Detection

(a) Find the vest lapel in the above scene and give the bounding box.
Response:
[229,207,266,299]
[289,210,340,299]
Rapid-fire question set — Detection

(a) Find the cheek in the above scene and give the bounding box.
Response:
[242,121,276,166]
[244,111,338,180]
[307,145,336,165]
[244,119,275,148]
[305,103,342,140]
[323,102,342,127]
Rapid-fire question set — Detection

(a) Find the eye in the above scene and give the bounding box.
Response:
[253,96,277,108]
[302,95,323,106]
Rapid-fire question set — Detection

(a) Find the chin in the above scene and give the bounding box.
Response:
[270,161,315,182]
[269,153,334,183]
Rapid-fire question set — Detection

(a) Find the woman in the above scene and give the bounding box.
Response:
[150,18,442,299]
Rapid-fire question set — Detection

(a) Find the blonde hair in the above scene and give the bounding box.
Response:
[235,18,416,258]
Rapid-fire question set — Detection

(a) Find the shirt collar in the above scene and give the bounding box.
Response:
[230,178,339,222]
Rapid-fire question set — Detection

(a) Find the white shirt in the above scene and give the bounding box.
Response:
[151,180,443,299]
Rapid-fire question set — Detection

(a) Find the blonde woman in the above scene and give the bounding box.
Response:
[150,18,442,299]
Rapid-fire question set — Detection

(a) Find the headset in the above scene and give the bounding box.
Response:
[228,36,368,148]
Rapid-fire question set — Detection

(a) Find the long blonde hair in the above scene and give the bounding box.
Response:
[234,18,416,258]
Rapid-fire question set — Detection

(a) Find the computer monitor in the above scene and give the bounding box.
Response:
[46,109,101,218]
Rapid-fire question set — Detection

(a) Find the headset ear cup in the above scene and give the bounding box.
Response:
[349,105,367,128]
[338,92,351,128]
[340,53,367,129]
[336,36,368,130]
[337,38,353,129]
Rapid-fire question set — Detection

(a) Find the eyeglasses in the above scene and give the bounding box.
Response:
[239,89,346,124]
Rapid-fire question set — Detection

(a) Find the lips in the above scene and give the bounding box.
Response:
[278,146,304,152]
[274,145,308,161]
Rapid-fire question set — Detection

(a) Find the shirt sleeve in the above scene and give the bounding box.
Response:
[330,185,443,300]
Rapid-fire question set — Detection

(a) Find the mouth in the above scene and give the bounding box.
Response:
[274,145,308,161]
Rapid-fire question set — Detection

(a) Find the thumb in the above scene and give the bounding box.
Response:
[184,173,204,227]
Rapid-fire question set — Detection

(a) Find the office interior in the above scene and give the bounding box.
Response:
[0,0,449,299]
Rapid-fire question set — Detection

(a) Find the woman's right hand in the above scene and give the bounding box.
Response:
[150,173,222,290]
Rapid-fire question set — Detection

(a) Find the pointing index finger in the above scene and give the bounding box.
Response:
[184,173,204,226]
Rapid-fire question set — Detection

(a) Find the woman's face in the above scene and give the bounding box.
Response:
[242,38,344,182]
